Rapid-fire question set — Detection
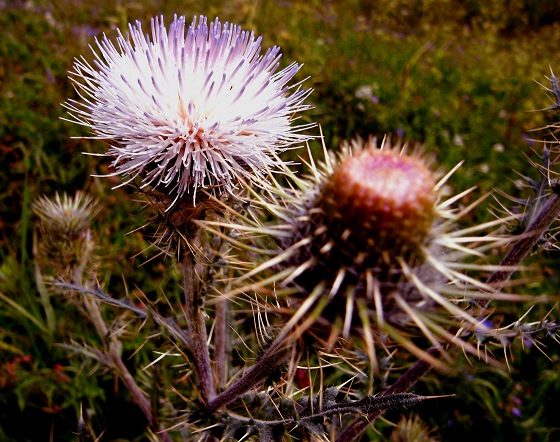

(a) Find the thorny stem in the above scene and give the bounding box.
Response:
[183,246,217,404]
[206,285,329,412]
[478,192,560,307]
[63,240,172,440]
[335,348,438,442]
[207,334,291,413]
[337,192,560,442]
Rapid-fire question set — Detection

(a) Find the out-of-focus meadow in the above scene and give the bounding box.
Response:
[1,0,560,440]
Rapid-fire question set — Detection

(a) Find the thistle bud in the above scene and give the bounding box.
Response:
[253,137,505,355]
[319,147,436,267]
[284,139,439,305]
[33,192,99,283]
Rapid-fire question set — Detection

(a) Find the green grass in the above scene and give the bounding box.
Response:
[1,0,560,440]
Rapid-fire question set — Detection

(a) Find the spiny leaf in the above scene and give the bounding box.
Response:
[299,393,449,421]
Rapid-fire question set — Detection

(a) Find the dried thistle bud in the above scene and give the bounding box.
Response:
[33,192,99,283]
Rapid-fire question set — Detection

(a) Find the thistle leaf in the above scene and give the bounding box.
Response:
[299,393,446,421]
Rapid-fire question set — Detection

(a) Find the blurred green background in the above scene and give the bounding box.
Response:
[1,0,560,440]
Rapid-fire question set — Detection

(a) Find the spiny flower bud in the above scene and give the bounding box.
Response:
[33,192,99,283]
[283,139,440,304]
[318,147,436,267]
[223,136,509,363]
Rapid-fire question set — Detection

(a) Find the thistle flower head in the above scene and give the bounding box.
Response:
[64,15,312,209]
[217,137,513,368]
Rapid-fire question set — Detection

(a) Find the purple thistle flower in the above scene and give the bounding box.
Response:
[64,15,312,209]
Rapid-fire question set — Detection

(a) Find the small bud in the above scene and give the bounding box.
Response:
[32,192,99,283]
[390,414,438,442]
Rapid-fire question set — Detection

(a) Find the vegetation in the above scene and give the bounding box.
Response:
[1,0,560,440]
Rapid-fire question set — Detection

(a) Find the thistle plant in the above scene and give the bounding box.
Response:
[32,12,560,441]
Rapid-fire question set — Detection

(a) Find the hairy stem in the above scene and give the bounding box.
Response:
[337,192,560,442]
[214,296,229,389]
[183,247,216,404]
[207,336,290,413]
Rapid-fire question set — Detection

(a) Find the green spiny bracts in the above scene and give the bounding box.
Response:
[32,192,100,283]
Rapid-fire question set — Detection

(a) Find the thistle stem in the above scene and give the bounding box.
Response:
[478,192,560,307]
[207,283,328,412]
[207,336,290,413]
[82,296,108,338]
[82,294,172,441]
[108,349,155,424]
[214,296,229,389]
[335,347,438,442]
[183,248,216,404]
[337,192,560,442]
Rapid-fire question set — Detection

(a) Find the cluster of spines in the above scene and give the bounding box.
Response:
[206,136,519,373]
